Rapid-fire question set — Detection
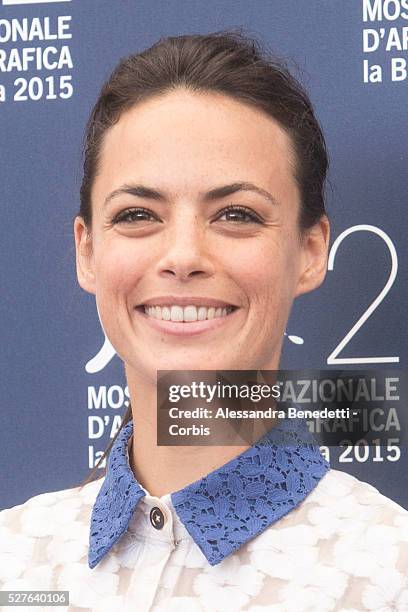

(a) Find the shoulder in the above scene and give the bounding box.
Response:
[0,477,105,530]
[299,467,408,539]
[248,466,408,556]
[246,469,408,608]
[308,467,408,517]
[253,466,408,537]
[0,478,104,587]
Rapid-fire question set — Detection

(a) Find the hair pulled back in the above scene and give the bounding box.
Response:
[79,30,329,231]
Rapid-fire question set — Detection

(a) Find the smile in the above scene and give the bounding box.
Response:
[142,304,235,322]
[134,298,239,336]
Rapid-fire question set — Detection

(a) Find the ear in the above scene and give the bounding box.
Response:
[74,216,96,295]
[295,215,330,297]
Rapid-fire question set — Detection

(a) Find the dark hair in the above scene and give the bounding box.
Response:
[78,29,329,489]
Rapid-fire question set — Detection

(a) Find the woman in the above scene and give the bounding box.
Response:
[1,31,407,612]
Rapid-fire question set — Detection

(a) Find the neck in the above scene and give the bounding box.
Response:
[125,363,280,497]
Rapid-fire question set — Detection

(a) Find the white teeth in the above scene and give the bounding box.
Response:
[143,304,234,322]
[184,305,197,322]
[162,306,171,321]
[207,307,215,319]
[170,305,184,321]
[198,306,207,321]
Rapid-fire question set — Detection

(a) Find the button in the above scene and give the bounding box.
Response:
[150,506,165,530]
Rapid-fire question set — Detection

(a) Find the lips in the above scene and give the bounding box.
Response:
[134,297,239,336]
[136,296,238,322]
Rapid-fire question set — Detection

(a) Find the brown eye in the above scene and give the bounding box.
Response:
[113,208,159,223]
[215,205,264,224]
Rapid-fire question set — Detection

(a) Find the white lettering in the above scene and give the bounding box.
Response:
[0,45,73,73]
[385,377,400,400]
[363,0,384,21]
[363,59,383,82]
[384,0,404,20]
[363,28,380,51]
[88,445,106,469]
[386,26,408,50]
[42,46,58,70]
[30,18,45,40]
[58,16,72,39]
[0,20,11,44]
[88,386,107,409]
[0,50,6,72]
[387,407,400,429]
[391,57,407,80]
[363,0,408,21]
[0,16,72,43]
[88,416,105,439]
[107,385,124,409]
[110,415,122,438]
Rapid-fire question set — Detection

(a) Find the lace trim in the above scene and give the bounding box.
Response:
[88,421,145,568]
[171,420,329,565]
[88,419,329,568]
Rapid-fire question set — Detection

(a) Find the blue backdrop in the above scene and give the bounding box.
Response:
[1,0,407,510]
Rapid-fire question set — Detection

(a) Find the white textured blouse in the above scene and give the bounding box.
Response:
[1,419,408,612]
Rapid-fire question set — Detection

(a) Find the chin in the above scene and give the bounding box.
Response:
[139,354,235,375]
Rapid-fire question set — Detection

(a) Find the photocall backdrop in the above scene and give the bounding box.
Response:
[1,0,407,511]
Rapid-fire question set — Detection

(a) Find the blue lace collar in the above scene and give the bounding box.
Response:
[88,418,329,569]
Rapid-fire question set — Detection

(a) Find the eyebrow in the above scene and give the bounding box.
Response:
[103,181,280,208]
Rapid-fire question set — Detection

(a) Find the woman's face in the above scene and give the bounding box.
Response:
[75,89,329,379]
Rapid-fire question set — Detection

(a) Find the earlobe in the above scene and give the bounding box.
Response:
[74,216,96,295]
[295,216,330,297]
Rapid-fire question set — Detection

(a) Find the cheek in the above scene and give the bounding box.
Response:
[226,238,298,307]
[93,241,150,304]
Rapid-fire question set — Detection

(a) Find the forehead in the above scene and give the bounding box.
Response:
[93,89,299,205]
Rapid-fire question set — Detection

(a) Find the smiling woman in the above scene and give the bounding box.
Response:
[1,30,407,612]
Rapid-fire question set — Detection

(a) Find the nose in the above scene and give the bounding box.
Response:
[155,211,215,282]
